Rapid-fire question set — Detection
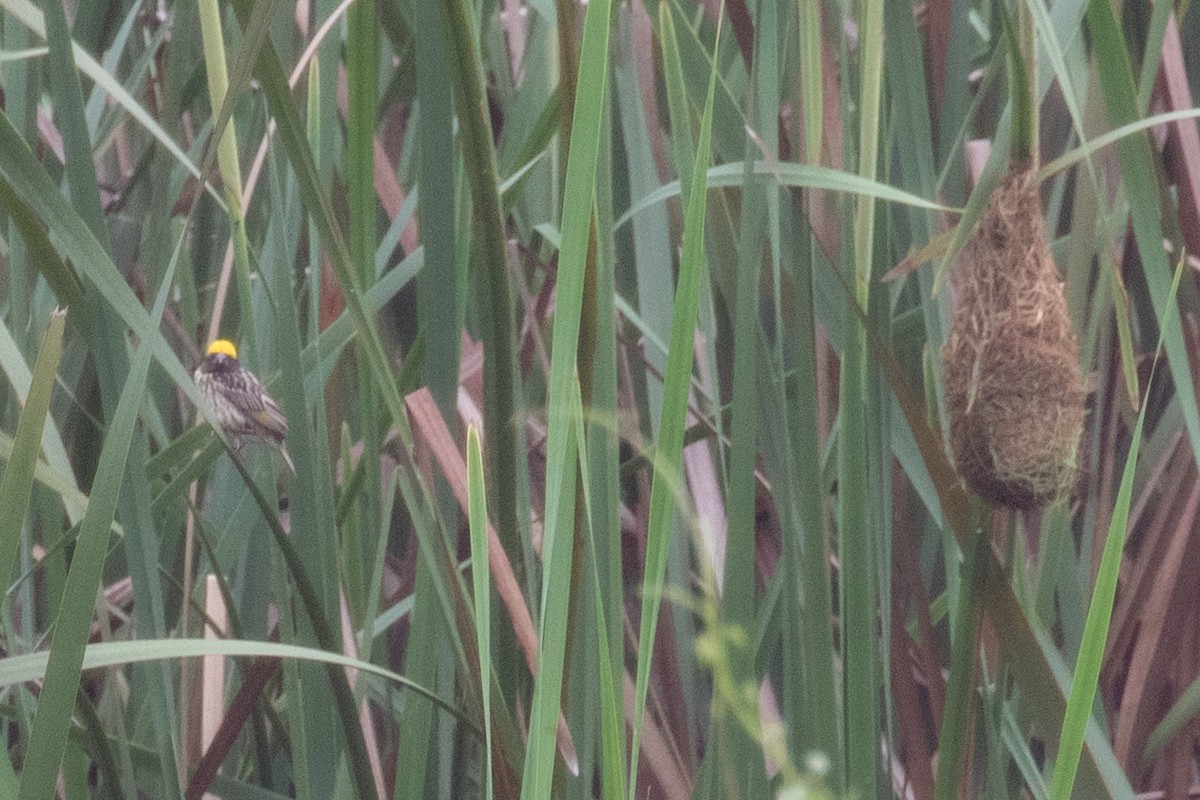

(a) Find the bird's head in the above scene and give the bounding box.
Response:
[203,339,240,371]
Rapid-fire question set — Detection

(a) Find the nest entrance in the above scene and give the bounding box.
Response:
[941,168,1085,510]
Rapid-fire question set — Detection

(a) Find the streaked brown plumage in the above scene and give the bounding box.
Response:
[194,339,295,472]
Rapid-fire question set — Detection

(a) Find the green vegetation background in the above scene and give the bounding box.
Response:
[1,0,1199,798]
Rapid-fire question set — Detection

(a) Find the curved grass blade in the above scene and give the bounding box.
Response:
[615,161,955,230]
[1038,108,1200,179]
[0,637,469,725]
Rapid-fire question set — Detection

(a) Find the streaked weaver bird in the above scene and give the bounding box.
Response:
[194,339,295,473]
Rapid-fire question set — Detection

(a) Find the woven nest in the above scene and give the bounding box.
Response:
[941,167,1085,510]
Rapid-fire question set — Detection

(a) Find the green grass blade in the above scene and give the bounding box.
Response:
[17,240,178,800]
[839,0,886,786]
[586,80,627,800]
[932,508,987,800]
[0,110,198,394]
[1146,674,1200,759]
[0,0,224,208]
[0,309,65,591]
[467,426,494,799]
[42,0,109,250]
[1038,108,1200,179]
[572,380,626,800]
[521,398,580,799]
[715,15,771,790]
[415,0,460,415]
[519,0,612,792]
[346,0,383,645]
[0,316,81,524]
[798,0,823,163]
[615,161,954,230]
[724,43,765,645]
[1086,0,1200,468]
[1047,256,1186,798]
[0,639,462,715]
[439,0,525,550]
[628,8,721,794]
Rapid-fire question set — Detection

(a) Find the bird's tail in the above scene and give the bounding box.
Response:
[278,443,296,474]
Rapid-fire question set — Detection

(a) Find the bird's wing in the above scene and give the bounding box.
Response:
[228,372,289,439]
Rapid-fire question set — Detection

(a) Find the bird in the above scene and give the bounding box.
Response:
[194,339,295,473]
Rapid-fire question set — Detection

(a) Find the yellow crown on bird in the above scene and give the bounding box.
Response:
[206,339,239,359]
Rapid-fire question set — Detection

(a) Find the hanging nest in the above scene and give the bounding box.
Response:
[941,167,1085,510]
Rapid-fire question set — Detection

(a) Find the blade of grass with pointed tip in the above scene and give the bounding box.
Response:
[1038,108,1200,180]
[0,638,462,713]
[518,0,612,792]
[16,239,178,800]
[1147,670,1200,760]
[440,0,525,557]
[0,309,65,591]
[628,9,722,794]
[467,426,494,799]
[616,161,954,230]
[1048,255,1186,799]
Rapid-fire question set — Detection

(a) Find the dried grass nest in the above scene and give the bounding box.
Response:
[941,167,1085,510]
